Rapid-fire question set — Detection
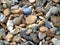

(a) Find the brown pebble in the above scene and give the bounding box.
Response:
[46,37,51,41]
[51,16,60,27]
[5,33,13,41]
[39,26,48,32]
[4,8,10,16]
[0,35,2,40]
[46,30,55,37]
[11,8,23,14]
[26,15,37,24]
[53,0,60,3]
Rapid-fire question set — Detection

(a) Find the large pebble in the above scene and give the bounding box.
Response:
[51,16,60,27]
[26,15,37,24]
[4,8,10,16]
[39,26,48,32]
[38,32,46,40]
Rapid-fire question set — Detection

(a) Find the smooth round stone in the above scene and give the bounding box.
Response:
[3,3,7,8]
[23,7,32,15]
[38,32,46,40]
[39,26,49,32]
[4,8,10,16]
[29,0,36,3]
[26,15,37,24]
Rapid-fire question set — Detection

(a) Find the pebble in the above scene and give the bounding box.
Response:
[30,33,39,43]
[54,35,60,40]
[53,0,60,3]
[46,30,55,37]
[38,32,46,40]
[51,16,60,27]
[5,33,13,41]
[0,13,6,22]
[39,26,48,32]
[0,28,6,39]
[39,41,43,45]
[13,14,23,25]
[4,8,10,16]
[11,8,23,14]
[13,34,21,42]
[3,3,7,8]
[0,40,4,45]
[26,15,37,24]
[23,7,32,15]
[29,0,36,3]
[25,29,32,35]
[46,37,51,41]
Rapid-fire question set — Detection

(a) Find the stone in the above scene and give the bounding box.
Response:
[39,41,43,45]
[13,34,21,42]
[3,3,7,8]
[4,40,9,45]
[46,37,51,41]
[53,0,60,3]
[23,7,32,15]
[11,8,23,14]
[54,35,60,40]
[26,15,37,24]
[5,33,13,41]
[25,29,32,35]
[39,26,48,32]
[13,14,23,25]
[38,32,46,40]
[51,16,60,27]
[46,30,55,37]
[29,0,36,3]
[51,38,60,45]
[0,28,6,38]
[0,35,2,40]
[0,13,6,22]
[4,8,10,16]
[0,40,4,45]
[30,33,39,43]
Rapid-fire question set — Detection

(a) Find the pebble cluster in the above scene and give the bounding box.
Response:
[0,0,60,45]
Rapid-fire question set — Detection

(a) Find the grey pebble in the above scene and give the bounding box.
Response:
[0,28,6,38]
[38,32,46,40]
[0,40,4,45]
[30,33,39,43]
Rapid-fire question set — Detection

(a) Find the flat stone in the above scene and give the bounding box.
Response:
[4,8,10,16]
[51,16,60,27]
[26,15,37,24]
[38,32,46,40]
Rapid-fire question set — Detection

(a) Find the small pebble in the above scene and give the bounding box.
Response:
[53,0,60,3]
[4,8,10,16]
[3,3,7,8]
[26,15,37,24]
[0,40,4,45]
